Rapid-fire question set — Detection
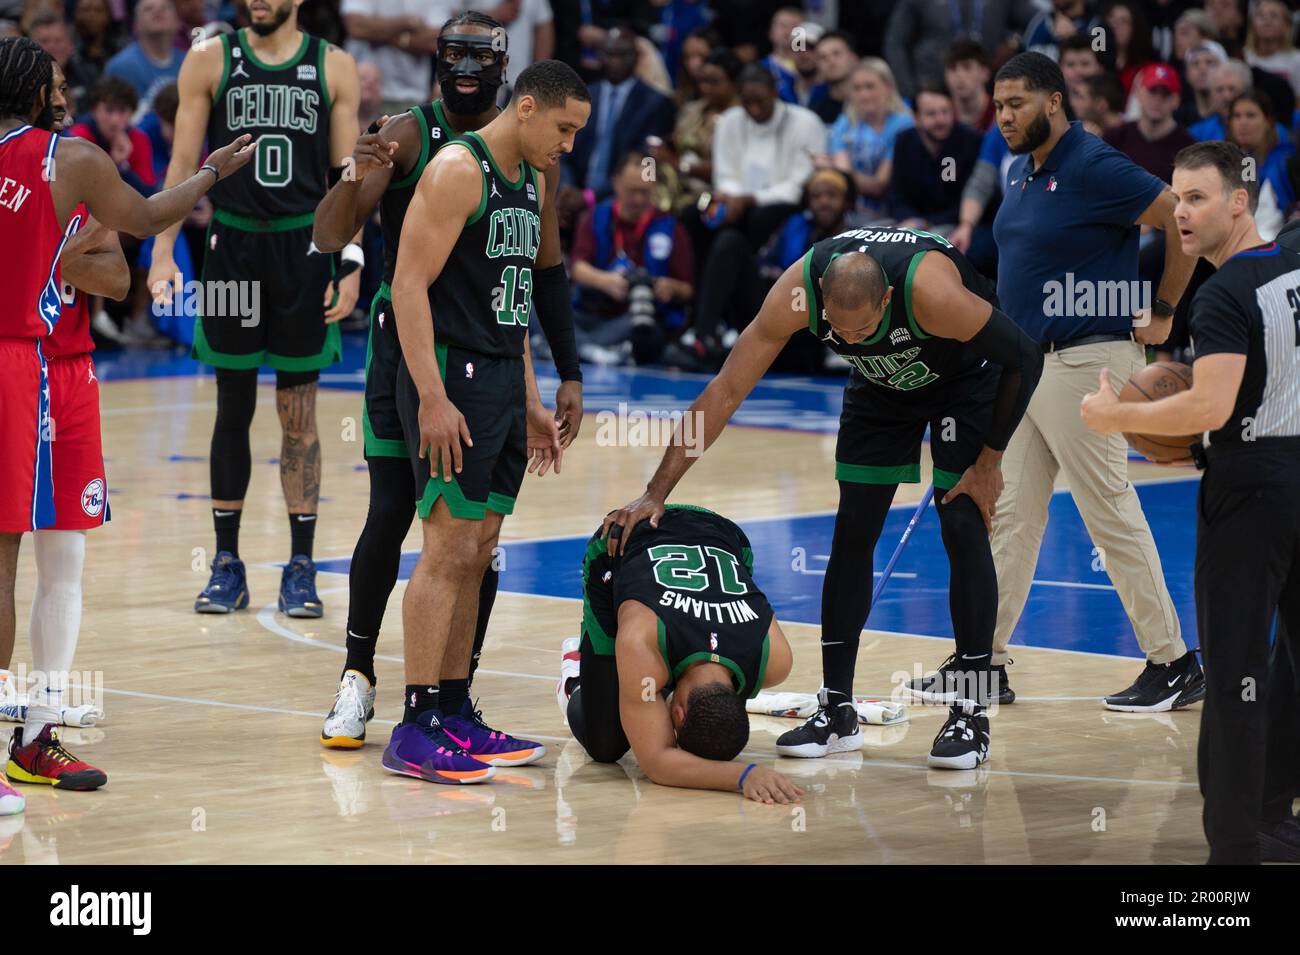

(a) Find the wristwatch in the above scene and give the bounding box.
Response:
[1151,297,1175,319]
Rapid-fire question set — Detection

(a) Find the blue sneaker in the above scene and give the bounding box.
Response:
[194,551,249,614]
[444,698,547,767]
[279,555,323,618]
[382,710,495,785]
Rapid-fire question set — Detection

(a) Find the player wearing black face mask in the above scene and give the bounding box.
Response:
[310,13,584,750]
[436,26,508,114]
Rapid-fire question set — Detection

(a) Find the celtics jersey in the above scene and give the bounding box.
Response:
[430,130,541,358]
[208,29,331,220]
[802,227,999,394]
[581,506,774,700]
[379,100,459,286]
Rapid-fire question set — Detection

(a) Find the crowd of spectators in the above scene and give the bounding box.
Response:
[9,0,1300,371]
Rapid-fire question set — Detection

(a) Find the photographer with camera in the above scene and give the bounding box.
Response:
[569,151,694,366]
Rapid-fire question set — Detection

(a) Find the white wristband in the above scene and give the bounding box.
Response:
[341,243,365,268]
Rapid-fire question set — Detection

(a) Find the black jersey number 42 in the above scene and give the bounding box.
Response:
[493,265,532,326]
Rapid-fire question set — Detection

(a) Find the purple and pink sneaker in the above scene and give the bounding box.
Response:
[443,699,547,767]
[382,711,495,785]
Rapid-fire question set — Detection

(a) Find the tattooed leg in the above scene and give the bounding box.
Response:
[277,381,321,514]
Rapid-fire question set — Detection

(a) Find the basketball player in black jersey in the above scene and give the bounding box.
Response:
[558,505,801,803]
[378,61,589,785]
[1083,141,1300,864]
[148,0,360,618]
[310,13,583,749]
[606,228,1043,769]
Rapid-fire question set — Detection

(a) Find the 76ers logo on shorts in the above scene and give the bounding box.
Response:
[81,479,105,518]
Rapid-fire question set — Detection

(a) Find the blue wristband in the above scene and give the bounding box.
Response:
[737,763,757,791]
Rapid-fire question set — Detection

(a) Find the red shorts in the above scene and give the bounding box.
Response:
[0,340,107,532]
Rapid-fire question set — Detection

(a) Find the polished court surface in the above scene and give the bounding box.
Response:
[1,342,1210,864]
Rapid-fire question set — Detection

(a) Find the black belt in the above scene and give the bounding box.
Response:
[1041,331,1134,353]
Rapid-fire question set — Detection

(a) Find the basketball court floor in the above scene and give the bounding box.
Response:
[0,336,1210,864]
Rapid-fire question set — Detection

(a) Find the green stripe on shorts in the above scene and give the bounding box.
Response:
[486,492,516,515]
[416,472,487,521]
[932,467,963,491]
[834,461,921,484]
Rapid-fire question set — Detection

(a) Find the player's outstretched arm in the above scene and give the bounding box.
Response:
[912,252,1044,530]
[147,39,222,299]
[54,133,254,246]
[59,216,129,301]
[533,167,584,447]
[391,146,482,478]
[312,113,404,251]
[615,604,802,804]
[601,262,805,553]
[1081,355,1245,439]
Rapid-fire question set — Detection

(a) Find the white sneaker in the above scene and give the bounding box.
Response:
[0,771,23,816]
[320,670,376,749]
[557,637,580,725]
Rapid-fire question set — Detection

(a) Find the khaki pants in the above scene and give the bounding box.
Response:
[990,339,1185,665]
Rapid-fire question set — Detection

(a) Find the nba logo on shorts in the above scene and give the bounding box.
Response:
[465,362,474,379]
[81,478,105,517]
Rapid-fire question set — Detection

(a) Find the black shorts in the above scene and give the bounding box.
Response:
[363,282,405,459]
[835,365,997,493]
[395,343,526,521]
[191,213,341,371]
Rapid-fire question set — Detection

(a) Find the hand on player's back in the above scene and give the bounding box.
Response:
[205,133,258,181]
[602,492,667,556]
[742,765,803,805]
[349,116,398,181]
[418,392,473,482]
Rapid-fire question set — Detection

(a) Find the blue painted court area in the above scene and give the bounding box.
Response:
[104,342,1198,658]
[315,477,1200,661]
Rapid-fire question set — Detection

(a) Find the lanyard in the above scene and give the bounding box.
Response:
[612,203,656,255]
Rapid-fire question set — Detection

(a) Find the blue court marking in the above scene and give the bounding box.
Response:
[314,476,1200,660]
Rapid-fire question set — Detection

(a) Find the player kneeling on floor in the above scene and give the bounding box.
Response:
[558,505,802,804]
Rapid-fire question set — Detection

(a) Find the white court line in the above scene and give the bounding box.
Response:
[94,686,1194,789]
[255,600,554,683]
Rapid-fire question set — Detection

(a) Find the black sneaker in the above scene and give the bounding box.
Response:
[928,699,990,770]
[775,690,862,758]
[1103,650,1204,712]
[1258,815,1300,863]
[906,654,1016,705]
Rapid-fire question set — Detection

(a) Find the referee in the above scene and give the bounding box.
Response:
[986,52,1201,709]
[1082,141,1300,864]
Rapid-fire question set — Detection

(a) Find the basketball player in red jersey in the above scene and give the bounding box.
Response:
[0,38,253,806]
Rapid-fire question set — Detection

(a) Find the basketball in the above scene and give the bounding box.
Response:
[1119,362,1198,463]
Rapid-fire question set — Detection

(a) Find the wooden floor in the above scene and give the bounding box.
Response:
[0,374,1211,864]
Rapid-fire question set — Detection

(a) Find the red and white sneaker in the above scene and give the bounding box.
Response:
[6,724,107,791]
[557,637,580,724]
[0,769,23,815]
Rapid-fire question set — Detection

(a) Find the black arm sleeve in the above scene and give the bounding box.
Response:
[533,262,583,383]
[968,307,1044,451]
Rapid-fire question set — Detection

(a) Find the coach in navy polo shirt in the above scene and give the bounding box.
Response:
[983,53,1204,712]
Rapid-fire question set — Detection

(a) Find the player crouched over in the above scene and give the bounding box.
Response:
[557,505,802,804]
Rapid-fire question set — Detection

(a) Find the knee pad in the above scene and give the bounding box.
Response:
[214,368,258,432]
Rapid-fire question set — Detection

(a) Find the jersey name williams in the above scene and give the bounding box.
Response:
[657,589,761,624]
[225,84,320,133]
[485,207,541,259]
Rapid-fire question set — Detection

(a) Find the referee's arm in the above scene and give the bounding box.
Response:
[1081,355,1246,438]
[1134,189,1198,345]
